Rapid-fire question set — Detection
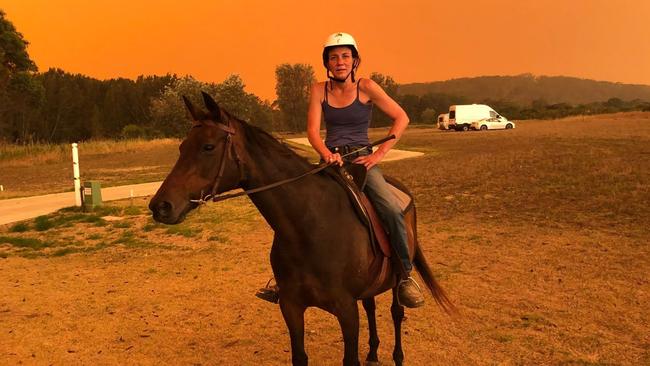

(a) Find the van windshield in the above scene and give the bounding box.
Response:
[449,111,455,119]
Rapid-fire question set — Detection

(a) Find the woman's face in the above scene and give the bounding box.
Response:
[327,46,355,79]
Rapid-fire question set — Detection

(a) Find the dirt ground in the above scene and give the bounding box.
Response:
[1,113,649,365]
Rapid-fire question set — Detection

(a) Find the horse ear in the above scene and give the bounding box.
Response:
[182,95,201,121]
[201,91,224,123]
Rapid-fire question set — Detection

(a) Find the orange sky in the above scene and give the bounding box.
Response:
[3,0,650,101]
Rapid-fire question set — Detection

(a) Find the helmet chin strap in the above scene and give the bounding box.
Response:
[326,60,359,88]
[327,70,354,83]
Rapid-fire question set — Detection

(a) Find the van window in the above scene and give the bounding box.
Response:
[489,111,497,118]
[449,111,455,119]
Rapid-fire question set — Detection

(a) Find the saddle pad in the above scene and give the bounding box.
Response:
[388,183,411,213]
[329,166,413,258]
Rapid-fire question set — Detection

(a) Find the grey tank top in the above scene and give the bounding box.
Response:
[322,79,373,148]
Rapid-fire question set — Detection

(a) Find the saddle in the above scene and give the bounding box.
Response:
[327,164,415,299]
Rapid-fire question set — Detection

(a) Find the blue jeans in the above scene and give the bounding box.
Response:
[364,166,412,274]
[334,146,412,275]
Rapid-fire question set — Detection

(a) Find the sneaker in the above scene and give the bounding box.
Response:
[397,277,425,308]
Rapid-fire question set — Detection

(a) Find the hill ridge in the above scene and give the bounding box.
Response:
[398,74,650,105]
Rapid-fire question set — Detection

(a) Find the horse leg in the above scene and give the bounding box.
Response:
[279,299,308,366]
[361,297,380,365]
[335,300,361,366]
[391,288,405,366]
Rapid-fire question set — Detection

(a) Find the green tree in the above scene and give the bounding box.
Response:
[0,10,36,79]
[421,108,437,125]
[214,74,273,130]
[150,75,217,136]
[0,9,40,142]
[399,94,424,123]
[275,63,315,132]
[4,72,44,142]
[369,72,398,98]
[369,72,398,126]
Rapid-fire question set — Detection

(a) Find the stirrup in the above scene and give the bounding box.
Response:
[255,278,279,304]
[400,276,423,291]
[397,276,425,308]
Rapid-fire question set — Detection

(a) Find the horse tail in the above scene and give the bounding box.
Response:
[414,243,457,315]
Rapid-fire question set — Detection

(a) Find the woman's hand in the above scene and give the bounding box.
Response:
[353,150,386,170]
[324,153,343,166]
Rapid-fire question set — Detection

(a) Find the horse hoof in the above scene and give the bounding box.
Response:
[365,361,380,366]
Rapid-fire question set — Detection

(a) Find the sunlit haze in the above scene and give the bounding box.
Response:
[3,0,650,100]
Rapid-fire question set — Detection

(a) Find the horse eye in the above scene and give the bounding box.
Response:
[203,144,215,152]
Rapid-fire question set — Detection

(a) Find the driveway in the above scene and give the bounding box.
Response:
[1,141,423,226]
[0,182,162,226]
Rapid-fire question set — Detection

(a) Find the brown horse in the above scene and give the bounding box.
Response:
[149,92,453,366]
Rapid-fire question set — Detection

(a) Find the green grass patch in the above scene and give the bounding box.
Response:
[34,215,54,231]
[0,236,52,249]
[143,223,160,232]
[113,231,150,248]
[33,212,107,231]
[91,205,122,216]
[18,251,40,259]
[112,221,132,229]
[123,206,142,216]
[165,225,199,238]
[52,247,79,257]
[81,242,110,254]
[208,234,228,243]
[9,223,29,232]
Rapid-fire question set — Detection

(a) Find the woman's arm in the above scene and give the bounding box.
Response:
[354,78,410,169]
[307,82,343,165]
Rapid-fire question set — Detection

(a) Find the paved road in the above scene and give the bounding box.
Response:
[0,140,423,226]
[0,182,162,226]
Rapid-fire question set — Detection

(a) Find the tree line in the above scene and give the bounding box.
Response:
[1,10,320,143]
[2,10,649,144]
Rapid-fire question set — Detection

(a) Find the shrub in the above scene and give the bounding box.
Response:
[9,223,29,232]
[121,124,146,139]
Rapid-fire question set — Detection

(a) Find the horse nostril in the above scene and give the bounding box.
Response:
[156,201,173,216]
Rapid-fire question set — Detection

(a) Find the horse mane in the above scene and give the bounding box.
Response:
[235,117,313,169]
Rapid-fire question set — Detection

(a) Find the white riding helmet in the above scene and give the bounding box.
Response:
[322,32,361,83]
[323,32,359,53]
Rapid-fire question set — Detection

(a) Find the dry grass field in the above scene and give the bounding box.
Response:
[1,112,649,365]
[0,138,181,199]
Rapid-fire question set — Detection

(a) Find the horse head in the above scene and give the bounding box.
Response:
[149,92,242,224]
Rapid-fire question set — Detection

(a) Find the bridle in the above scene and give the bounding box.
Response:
[189,121,395,205]
[201,120,238,203]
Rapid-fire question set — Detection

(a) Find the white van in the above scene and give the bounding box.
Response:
[448,104,507,131]
[437,113,449,130]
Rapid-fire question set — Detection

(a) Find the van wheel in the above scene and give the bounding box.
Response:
[480,125,488,131]
[506,124,513,129]
[462,125,469,131]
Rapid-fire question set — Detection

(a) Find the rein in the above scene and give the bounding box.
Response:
[190,132,395,205]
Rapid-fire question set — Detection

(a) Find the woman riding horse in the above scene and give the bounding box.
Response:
[150,32,454,366]
[257,32,424,308]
